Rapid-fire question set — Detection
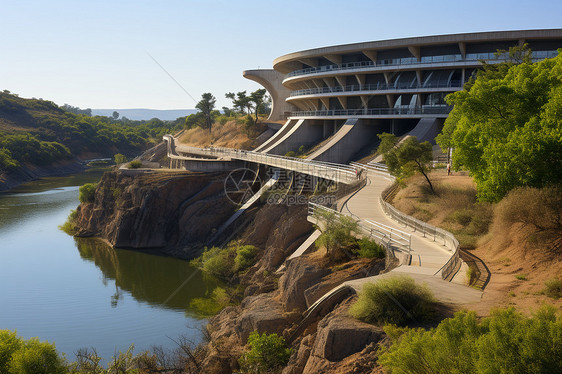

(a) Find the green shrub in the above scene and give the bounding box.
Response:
[380,306,562,374]
[349,275,436,326]
[544,278,562,299]
[234,245,259,272]
[114,153,127,165]
[284,151,296,158]
[356,238,385,258]
[59,210,78,235]
[515,274,527,281]
[127,160,142,169]
[0,331,67,374]
[238,332,292,373]
[78,183,97,203]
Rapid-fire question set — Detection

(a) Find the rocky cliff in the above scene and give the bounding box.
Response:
[73,170,236,258]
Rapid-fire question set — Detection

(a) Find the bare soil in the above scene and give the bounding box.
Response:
[392,170,562,316]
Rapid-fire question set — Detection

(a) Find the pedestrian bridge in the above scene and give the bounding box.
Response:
[163,134,360,184]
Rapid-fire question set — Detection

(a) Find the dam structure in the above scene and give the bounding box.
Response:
[244,29,562,163]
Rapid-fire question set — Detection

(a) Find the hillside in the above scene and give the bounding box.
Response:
[91,108,197,121]
[0,91,184,190]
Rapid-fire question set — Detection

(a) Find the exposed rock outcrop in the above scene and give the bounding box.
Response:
[73,170,236,257]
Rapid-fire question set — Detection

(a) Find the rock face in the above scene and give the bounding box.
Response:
[279,259,330,312]
[74,170,235,256]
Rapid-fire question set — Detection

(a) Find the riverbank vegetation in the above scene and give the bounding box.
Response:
[0,91,183,173]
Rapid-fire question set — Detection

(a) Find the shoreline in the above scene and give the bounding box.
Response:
[0,159,88,192]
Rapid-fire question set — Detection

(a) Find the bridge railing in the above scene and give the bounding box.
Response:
[169,140,360,184]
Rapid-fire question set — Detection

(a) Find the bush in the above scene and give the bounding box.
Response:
[349,275,436,326]
[356,238,385,258]
[234,245,259,272]
[284,151,296,158]
[0,331,67,374]
[114,153,127,164]
[78,183,97,203]
[238,332,292,374]
[59,210,78,235]
[127,160,142,169]
[379,306,562,374]
[544,278,562,299]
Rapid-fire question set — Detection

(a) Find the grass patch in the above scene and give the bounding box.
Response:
[349,275,436,326]
[515,274,527,281]
[543,278,562,299]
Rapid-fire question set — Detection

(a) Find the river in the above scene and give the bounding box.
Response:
[0,169,220,363]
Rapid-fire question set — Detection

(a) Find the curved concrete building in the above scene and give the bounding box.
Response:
[245,29,562,161]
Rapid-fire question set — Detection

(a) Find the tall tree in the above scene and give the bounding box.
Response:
[249,89,267,123]
[196,93,216,136]
[437,49,562,201]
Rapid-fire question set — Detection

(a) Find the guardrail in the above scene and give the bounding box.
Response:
[290,106,452,118]
[308,202,411,254]
[167,140,361,185]
[379,182,461,280]
[285,52,556,79]
[289,81,462,97]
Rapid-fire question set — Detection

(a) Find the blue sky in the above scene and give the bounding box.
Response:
[1,0,561,110]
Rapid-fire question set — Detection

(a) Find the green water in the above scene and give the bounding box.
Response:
[0,169,220,362]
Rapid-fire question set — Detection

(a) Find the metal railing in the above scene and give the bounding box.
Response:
[289,80,462,97]
[379,182,461,280]
[308,202,411,256]
[285,51,558,79]
[166,139,361,185]
[291,106,452,118]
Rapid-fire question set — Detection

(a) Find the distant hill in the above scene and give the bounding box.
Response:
[92,108,198,121]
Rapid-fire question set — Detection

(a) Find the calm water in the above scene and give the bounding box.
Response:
[0,169,220,362]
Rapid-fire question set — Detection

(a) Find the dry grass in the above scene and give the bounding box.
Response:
[178,119,267,150]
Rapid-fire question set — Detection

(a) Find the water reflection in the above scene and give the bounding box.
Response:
[74,238,221,312]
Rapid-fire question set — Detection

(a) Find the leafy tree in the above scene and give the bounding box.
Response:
[238,332,292,373]
[379,134,435,193]
[249,89,267,124]
[437,49,562,201]
[112,111,119,120]
[314,209,358,260]
[226,91,252,114]
[0,148,19,171]
[196,93,216,137]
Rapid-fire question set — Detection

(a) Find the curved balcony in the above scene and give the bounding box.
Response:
[290,106,452,119]
[288,80,462,98]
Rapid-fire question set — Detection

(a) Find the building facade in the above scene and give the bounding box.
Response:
[244,30,562,160]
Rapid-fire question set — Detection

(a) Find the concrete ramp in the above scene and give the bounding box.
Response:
[262,119,323,155]
[307,119,374,164]
[407,117,440,144]
[254,119,297,152]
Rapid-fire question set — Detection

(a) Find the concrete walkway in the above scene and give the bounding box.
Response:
[303,173,482,316]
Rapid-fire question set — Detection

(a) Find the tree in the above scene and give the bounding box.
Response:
[114,153,127,165]
[249,89,267,124]
[437,49,562,201]
[112,111,119,120]
[226,91,252,114]
[196,93,216,137]
[314,209,359,261]
[379,134,435,194]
